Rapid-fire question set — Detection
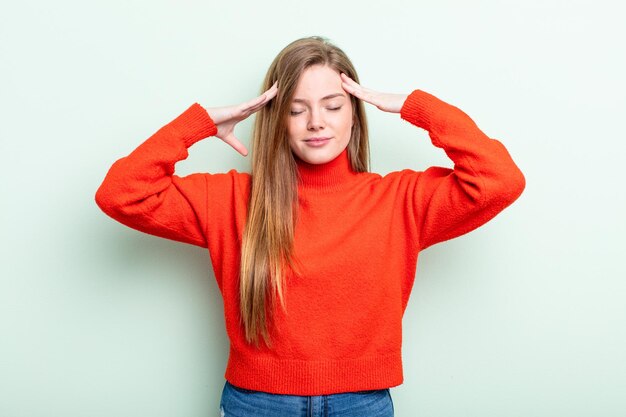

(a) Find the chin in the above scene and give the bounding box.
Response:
[295,151,338,165]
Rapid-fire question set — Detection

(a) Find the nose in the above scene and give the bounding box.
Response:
[307,108,325,130]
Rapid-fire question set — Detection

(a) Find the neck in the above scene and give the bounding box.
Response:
[294,148,360,192]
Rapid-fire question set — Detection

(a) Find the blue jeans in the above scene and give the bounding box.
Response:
[219,380,394,416]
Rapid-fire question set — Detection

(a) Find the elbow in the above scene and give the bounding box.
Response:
[95,179,153,221]
[94,181,120,216]
[488,164,526,208]
[95,184,110,214]
[506,164,526,201]
[512,167,526,199]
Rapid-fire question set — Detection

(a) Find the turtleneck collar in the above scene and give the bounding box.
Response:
[294,147,361,192]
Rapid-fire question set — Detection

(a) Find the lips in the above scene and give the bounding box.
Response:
[303,137,331,147]
[304,137,331,142]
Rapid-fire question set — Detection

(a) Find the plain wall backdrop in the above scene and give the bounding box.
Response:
[1,0,624,416]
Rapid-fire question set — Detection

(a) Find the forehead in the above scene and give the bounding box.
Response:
[292,65,346,102]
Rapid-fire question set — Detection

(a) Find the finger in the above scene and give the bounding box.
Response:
[341,73,377,96]
[340,79,357,96]
[340,73,379,106]
[256,82,278,105]
[244,91,279,116]
[244,100,265,114]
[239,100,266,117]
[340,73,367,94]
[241,84,278,114]
[266,80,278,92]
[340,72,359,86]
[258,82,279,102]
[222,134,249,156]
[242,94,267,112]
[341,77,367,101]
[265,81,279,99]
[340,73,364,97]
[245,98,271,115]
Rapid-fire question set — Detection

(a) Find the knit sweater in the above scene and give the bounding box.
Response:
[95,89,525,395]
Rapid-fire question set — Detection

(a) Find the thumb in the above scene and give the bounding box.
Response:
[222,134,249,157]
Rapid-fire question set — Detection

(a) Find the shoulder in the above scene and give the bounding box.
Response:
[363,167,454,194]
[179,169,251,198]
[380,167,452,183]
[210,169,251,192]
[343,170,422,198]
[370,168,422,188]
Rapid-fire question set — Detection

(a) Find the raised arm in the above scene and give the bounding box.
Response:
[340,73,525,251]
[399,89,525,250]
[94,83,278,247]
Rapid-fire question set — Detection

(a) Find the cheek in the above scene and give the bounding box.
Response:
[287,118,304,134]
[285,119,296,139]
[286,120,302,148]
[339,105,353,126]
[338,112,353,132]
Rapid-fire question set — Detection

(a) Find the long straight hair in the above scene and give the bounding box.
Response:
[239,36,370,348]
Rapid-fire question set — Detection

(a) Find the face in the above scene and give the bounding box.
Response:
[286,64,353,164]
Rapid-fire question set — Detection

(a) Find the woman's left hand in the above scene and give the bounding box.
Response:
[340,73,408,114]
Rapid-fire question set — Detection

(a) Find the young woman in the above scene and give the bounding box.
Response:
[95,36,525,416]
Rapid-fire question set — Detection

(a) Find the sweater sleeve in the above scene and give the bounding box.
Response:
[399,89,526,251]
[94,103,219,248]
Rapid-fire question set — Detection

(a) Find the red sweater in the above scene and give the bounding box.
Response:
[95,89,525,395]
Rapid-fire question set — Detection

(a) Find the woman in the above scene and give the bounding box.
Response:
[95,35,525,416]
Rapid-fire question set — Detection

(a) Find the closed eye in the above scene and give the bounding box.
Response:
[290,106,342,116]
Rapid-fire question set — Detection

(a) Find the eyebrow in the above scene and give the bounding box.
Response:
[292,93,346,103]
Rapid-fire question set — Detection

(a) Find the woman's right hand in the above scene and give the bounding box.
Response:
[204,81,278,156]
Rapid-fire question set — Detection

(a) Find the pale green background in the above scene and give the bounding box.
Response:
[1,0,624,416]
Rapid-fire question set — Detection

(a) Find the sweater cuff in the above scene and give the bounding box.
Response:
[166,103,219,148]
[400,89,448,132]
